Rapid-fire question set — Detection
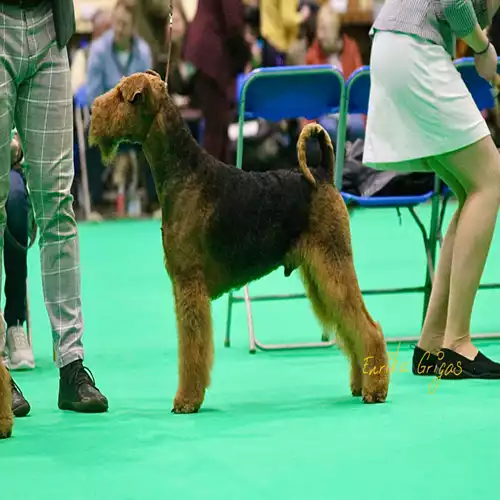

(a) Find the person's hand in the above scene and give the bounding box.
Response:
[10,138,22,166]
[299,4,311,23]
[475,42,498,82]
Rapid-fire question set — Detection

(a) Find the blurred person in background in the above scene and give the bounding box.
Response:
[286,2,319,65]
[489,10,500,51]
[0,130,36,372]
[305,2,365,144]
[70,9,112,95]
[133,0,171,79]
[184,0,250,162]
[0,0,108,418]
[86,0,153,214]
[165,0,197,103]
[87,1,152,105]
[132,0,197,83]
[243,4,288,70]
[260,0,311,65]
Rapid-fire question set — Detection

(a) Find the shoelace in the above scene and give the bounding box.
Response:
[67,364,97,388]
[10,327,30,350]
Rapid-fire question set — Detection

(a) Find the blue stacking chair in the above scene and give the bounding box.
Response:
[74,84,93,221]
[335,66,442,337]
[436,57,500,317]
[225,64,344,353]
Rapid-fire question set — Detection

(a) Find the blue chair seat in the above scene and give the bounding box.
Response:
[337,67,436,206]
[454,57,497,110]
[342,191,434,207]
[236,65,344,121]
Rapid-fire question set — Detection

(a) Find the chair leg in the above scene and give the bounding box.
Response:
[244,286,257,354]
[228,284,336,353]
[407,199,439,326]
[74,106,92,221]
[224,291,233,347]
[25,278,32,347]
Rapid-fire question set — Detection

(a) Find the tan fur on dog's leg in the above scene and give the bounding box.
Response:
[301,266,364,397]
[302,253,388,402]
[350,361,363,397]
[171,275,214,414]
[0,363,13,438]
[296,186,389,403]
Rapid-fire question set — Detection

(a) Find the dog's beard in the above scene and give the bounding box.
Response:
[96,138,119,165]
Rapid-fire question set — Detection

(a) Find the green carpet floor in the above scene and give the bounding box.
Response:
[1,202,500,499]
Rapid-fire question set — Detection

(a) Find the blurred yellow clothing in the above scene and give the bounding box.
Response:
[260,0,302,53]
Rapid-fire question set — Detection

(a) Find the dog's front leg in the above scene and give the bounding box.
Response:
[172,276,214,414]
[0,363,13,438]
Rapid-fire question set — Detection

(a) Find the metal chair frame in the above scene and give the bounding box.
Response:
[74,88,94,221]
[225,65,344,353]
[26,278,32,347]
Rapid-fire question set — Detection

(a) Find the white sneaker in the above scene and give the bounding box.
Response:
[0,322,6,366]
[6,325,35,370]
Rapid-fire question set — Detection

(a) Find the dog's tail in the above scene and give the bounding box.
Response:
[297,122,335,188]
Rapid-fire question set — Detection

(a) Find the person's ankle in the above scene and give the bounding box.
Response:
[59,359,83,376]
[442,339,478,360]
[417,340,441,355]
[7,321,25,329]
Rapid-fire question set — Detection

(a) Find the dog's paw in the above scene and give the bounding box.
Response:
[350,374,363,396]
[351,386,362,397]
[350,364,363,397]
[362,389,387,404]
[0,416,13,439]
[172,392,204,414]
[171,401,201,414]
[0,428,12,439]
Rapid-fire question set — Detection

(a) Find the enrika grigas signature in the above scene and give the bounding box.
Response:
[362,344,463,394]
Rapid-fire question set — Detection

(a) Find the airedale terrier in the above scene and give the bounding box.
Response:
[89,71,390,414]
[0,360,13,438]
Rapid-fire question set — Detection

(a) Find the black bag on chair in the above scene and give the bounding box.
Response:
[342,139,434,197]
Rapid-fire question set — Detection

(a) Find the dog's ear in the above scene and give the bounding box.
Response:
[145,69,161,79]
[121,74,153,106]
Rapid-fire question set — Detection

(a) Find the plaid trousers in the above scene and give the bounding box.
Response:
[0,2,84,367]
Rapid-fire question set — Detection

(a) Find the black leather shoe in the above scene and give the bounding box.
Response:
[11,377,30,417]
[436,348,500,380]
[412,345,438,376]
[58,360,108,413]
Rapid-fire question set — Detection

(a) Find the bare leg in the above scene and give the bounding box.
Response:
[172,275,214,414]
[418,160,467,353]
[437,137,500,358]
[368,157,457,354]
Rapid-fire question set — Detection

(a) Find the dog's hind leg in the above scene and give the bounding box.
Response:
[171,275,214,414]
[0,363,13,438]
[300,267,363,397]
[300,246,389,403]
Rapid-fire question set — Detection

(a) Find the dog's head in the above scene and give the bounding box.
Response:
[89,70,166,164]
